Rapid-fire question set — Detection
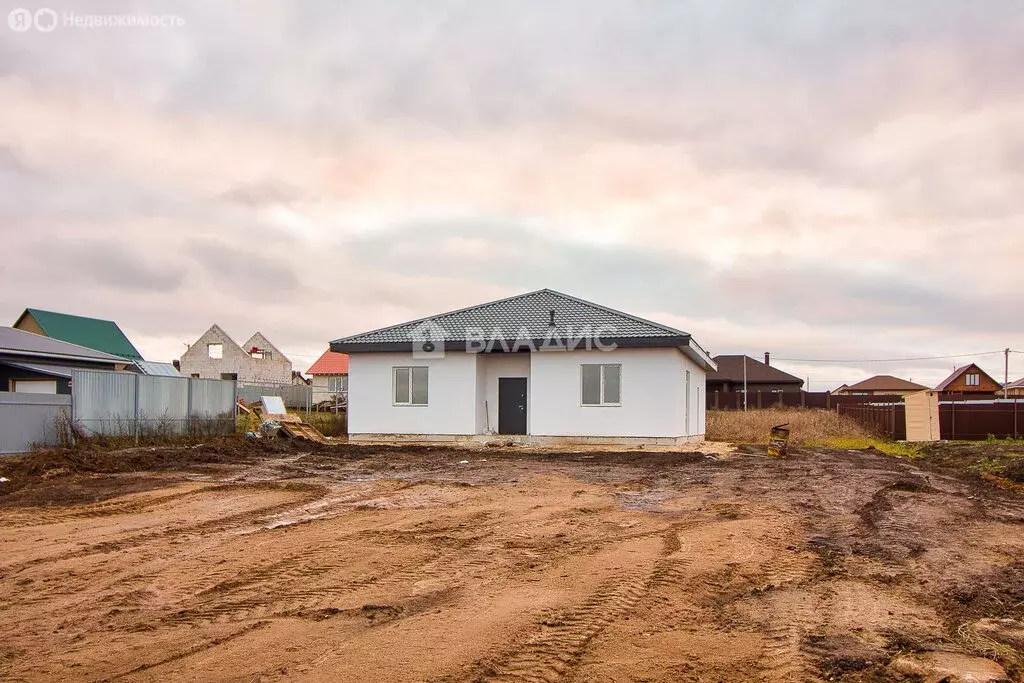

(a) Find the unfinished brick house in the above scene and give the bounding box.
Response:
[178,325,291,384]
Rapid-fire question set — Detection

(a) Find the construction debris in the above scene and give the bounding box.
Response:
[237,397,330,444]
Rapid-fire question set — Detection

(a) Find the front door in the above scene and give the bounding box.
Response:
[498,377,528,435]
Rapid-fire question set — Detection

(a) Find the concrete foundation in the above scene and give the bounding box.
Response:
[348,433,705,447]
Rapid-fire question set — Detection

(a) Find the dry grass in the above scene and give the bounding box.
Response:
[707,408,872,446]
[706,408,924,457]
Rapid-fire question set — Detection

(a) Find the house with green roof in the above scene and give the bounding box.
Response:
[13,308,143,361]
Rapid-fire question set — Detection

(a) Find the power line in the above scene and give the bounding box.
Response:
[773,350,1006,363]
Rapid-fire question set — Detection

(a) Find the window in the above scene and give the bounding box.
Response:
[394,367,428,405]
[966,373,980,386]
[207,343,223,359]
[328,375,349,392]
[190,373,200,379]
[581,364,621,405]
[250,349,272,360]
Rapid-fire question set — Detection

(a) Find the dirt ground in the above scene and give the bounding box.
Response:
[1,440,1023,682]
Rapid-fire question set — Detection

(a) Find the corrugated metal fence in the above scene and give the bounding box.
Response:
[0,393,72,454]
[72,370,236,437]
[236,381,311,410]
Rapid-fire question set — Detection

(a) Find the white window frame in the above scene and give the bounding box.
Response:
[580,363,621,407]
[328,375,348,393]
[393,366,428,406]
[965,373,980,386]
[207,343,223,359]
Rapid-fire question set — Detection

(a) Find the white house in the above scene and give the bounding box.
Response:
[330,289,716,446]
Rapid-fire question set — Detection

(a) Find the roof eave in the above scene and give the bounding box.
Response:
[332,335,694,354]
[681,338,716,371]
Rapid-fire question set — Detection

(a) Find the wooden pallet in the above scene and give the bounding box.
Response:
[280,421,330,444]
[244,401,329,443]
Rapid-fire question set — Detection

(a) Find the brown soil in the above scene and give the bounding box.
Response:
[1,440,1022,682]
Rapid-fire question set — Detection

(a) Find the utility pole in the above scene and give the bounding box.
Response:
[1006,348,1011,399]
[743,355,748,411]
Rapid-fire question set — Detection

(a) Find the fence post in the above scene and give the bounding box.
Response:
[1015,398,1019,439]
[951,397,956,440]
[186,378,193,435]
[827,393,832,411]
[133,372,141,444]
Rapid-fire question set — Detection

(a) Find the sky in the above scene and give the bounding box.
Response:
[1,1,1022,388]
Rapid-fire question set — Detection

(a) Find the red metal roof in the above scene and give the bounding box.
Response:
[307,349,349,375]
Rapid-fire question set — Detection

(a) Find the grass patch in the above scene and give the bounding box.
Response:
[807,435,923,458]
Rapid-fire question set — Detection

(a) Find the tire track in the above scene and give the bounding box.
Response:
[4,484,327,574]
[470,530,683,683]
[477,573,653,683]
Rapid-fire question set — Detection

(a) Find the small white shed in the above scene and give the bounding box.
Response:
[331,289,716,446]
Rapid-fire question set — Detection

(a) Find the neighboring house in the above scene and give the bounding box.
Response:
[178,325,292,383]
[330,288,716,445]
[0,326,126,393]
[833,375,928,396]
[706,353,804,393]
[12,308,182,375]
[307,349,350,404]
[934,363,1001,396]
[1005,378,1024,397]
[14,307,143,360]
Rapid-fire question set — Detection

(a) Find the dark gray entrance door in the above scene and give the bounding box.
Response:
[498,377,528,435]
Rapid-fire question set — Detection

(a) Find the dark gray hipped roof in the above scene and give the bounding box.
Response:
[331,289,714,367]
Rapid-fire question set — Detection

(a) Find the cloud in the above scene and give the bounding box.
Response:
[0,1,1021,385]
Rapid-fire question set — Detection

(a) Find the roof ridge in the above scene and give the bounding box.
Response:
[330,288,554,344]
[24,307,120,325]
[541,289,689,337]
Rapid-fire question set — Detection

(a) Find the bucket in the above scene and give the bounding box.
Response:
[767,424,791,457]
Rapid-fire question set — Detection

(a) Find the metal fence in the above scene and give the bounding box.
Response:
[236,381,311,410]
[72,370,236,437]
[838,396,1023,441]
[837,402,908,440]
[0,392,72,454]
[940,399,1023,440]
[707,391,908,411]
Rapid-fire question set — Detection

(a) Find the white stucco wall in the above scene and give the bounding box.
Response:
[529,347,705,438]
[347,351,477,435]
[348,346,706,439]
[474,353,531,434]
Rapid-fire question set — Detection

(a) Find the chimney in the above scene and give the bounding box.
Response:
[764,352,770,366]
[549,309,556,326]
